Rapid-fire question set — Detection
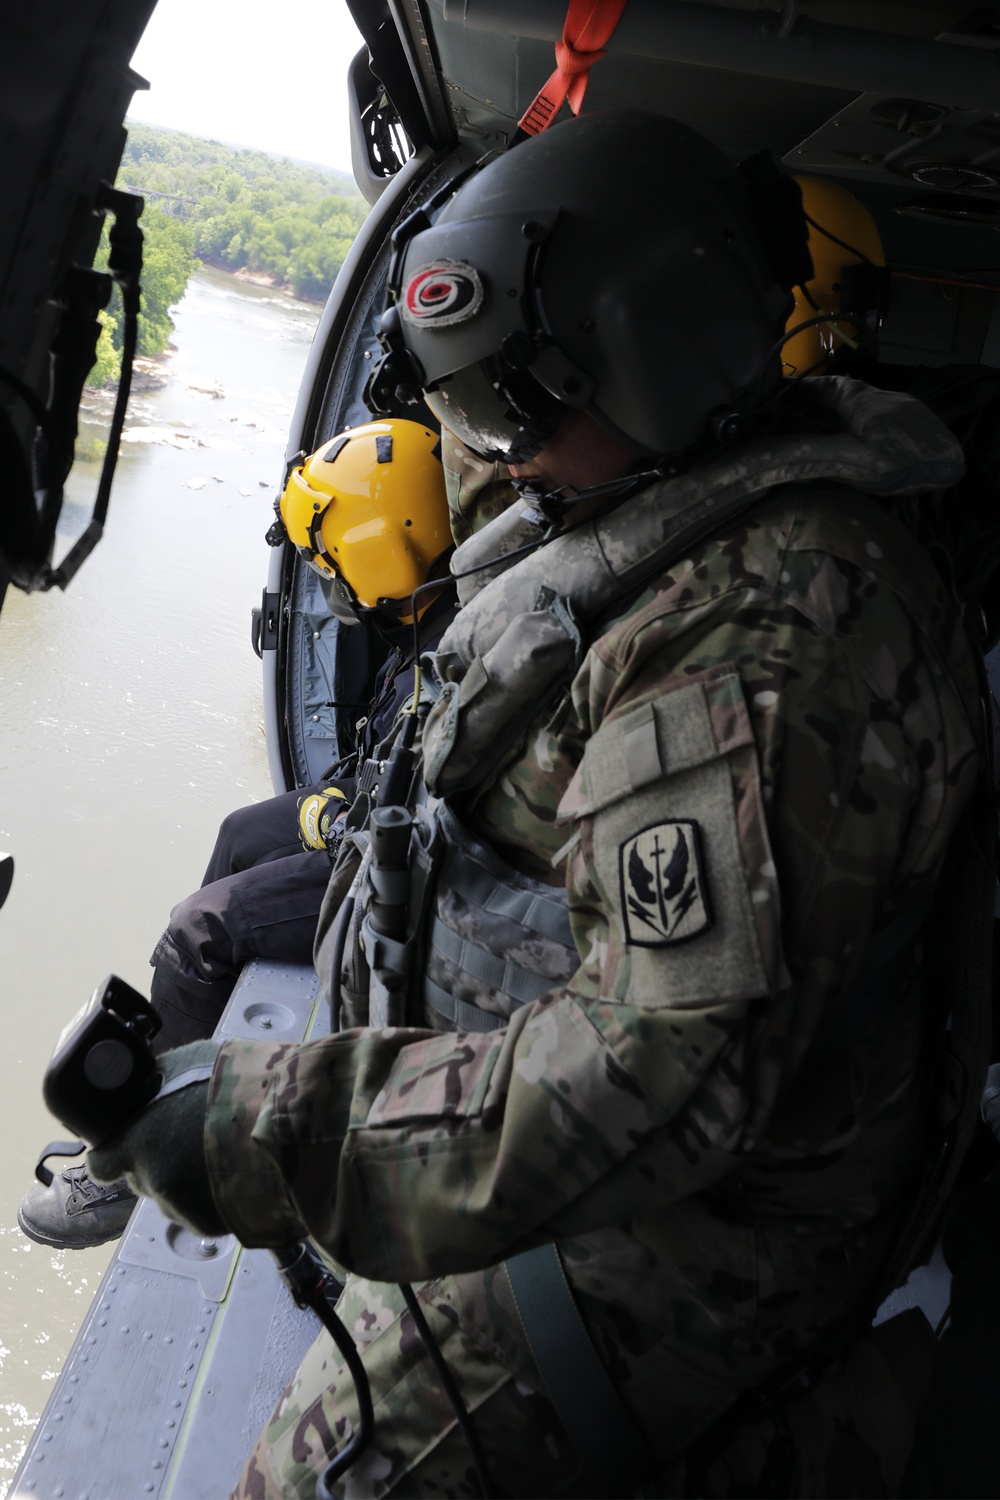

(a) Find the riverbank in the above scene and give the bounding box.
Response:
[230,263,324,304]
[86,259,328,412]
[212,257,329,306]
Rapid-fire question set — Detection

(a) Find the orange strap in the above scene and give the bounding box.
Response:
[518,0,629,136]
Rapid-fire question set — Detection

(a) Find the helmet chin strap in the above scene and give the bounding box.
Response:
[505,395,770,533]
[511,462,674,533]
[450,461,679,595]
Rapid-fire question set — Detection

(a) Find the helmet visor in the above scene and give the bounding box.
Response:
[423,360,564,465]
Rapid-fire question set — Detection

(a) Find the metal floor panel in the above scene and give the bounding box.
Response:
[12,960,328,1500]
[17,1261,225,1500]
[165,1247,320,1498]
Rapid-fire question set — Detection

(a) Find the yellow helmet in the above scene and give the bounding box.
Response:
[784,176,887,376]
[278,418,451,624]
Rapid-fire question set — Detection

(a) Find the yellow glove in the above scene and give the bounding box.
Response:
[296,783,348,853]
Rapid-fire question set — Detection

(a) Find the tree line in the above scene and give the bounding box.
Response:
[89,122,368,386]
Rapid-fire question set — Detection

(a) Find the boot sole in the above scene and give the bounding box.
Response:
[16,1201,134,1250]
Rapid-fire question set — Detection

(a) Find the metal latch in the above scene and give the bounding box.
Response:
[251,589,280,657]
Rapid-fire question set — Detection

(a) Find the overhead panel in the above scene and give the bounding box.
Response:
[428,0,857,157]
[786,92,1000,198]
[438,0,1000,112]
[425,0,1000,281]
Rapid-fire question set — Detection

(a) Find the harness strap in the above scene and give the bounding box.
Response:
[429,916,564,1007]
[470,877,572,942]
[424,977,507,1033]
[517,0,629,136]
[505,1243,655,1495]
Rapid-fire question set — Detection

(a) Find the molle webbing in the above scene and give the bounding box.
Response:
[421,802,577,1033]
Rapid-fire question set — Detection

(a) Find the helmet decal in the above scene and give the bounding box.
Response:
[402,260,484,327]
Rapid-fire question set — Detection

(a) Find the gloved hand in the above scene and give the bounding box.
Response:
[88,1039,227,1236]
[297,783,348,854]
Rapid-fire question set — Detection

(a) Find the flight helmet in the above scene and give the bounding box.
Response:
[278,418,451,625]
[367,112,806,465]
[783,176,888,376]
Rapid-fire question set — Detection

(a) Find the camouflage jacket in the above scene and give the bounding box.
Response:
[204,380,983,1454]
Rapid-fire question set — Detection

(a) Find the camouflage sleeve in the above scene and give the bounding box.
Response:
[440,429,517,543]
[204,535,979,1279]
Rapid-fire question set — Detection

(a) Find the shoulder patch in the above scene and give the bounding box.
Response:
[619,819,712,947]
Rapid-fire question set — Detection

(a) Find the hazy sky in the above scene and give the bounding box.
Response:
[127,0,365,173]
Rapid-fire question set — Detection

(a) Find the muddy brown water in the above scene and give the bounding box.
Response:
[0,266,321,1488]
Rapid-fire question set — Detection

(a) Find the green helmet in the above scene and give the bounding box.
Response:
[368,112,803,466]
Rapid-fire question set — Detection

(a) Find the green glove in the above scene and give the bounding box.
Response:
[88,1039,227,1236]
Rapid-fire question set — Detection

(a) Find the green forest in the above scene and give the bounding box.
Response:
[89,123,368,386]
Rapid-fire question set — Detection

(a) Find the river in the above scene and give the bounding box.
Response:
[0,266,321,1489]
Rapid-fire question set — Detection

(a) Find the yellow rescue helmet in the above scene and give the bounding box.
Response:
[784,176,887,376]
[279,418,451,624]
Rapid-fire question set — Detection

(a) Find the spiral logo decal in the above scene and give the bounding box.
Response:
[402,260,484,327]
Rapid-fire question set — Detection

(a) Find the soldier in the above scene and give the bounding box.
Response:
[87,113,988,1496]
[20,418,459,1252]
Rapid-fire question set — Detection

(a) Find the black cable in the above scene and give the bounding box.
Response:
[750,309,869,411]
[270,1242,374,1499]
[399,1282,502,1499]
[402,476,660,636]
[802,210,874,267]
[48,193,144,590]
[406,574,459,689]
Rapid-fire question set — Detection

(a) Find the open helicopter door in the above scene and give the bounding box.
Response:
[0,0,156,607]
[11,29,475,1497]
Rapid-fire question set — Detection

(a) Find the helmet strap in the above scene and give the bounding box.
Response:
[512,464,666,537]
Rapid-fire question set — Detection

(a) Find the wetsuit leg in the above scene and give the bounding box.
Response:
[150,850,333,1052]
[201,789,309,883]
[901,1171,1000,1498]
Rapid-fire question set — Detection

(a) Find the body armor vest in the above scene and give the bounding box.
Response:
[337,795,578,1032]
[421,801,576,1031]
[328,378,965,1037]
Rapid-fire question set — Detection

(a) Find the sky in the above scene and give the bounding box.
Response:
[127,0,365,174]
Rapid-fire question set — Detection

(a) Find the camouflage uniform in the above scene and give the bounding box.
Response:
[440,428,518,544]
[210,381,982,1498]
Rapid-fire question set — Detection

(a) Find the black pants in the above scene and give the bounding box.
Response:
[901,1169,1000,1499]
[149,788,332,1051]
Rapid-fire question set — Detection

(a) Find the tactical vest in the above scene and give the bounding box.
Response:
[326,376,971,1049]
[421,800,577,1032]
[331,793,578,1033]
